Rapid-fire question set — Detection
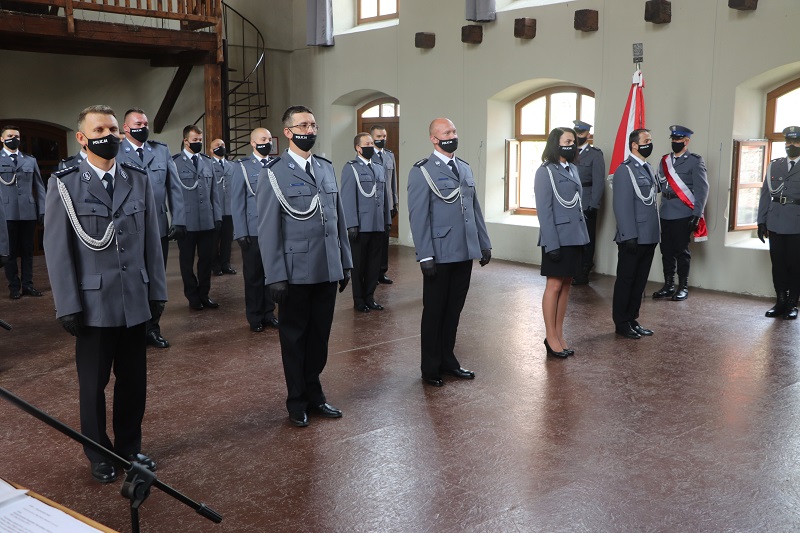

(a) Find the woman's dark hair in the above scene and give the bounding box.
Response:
[541,127,577,164]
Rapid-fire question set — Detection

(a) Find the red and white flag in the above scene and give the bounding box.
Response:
[609,70,645,175]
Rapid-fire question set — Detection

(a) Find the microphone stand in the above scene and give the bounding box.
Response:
[0,386,223,532]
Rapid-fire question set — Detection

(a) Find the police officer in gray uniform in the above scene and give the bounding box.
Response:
[652,125,709,301]
[342,132,392,312]
[571,120,605,285]
[210,138,236,276]
[43,105,166,483]
[757,126,800,319]
[370,124,398,284]
[173,125,222,310]
[408,118,492,387]
[612,128,660,339]
[231,128,278,332]
[0,196,8,267]
[58,148,87,171]
[0,125,46,299]
[119,108,186,348]
[257,105,352,428]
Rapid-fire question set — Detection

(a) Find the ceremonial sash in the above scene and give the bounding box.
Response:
[660,155,708,242]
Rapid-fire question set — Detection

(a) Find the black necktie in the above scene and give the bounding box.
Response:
[136,148,143,161]
[377,151,384,164]
[367,162,374,175]
[448,160,459,179]
[219,159,225,170]
[305,161,315,181]
[192,155,198,170]
[261,159,268,168]
[791,161,796,172]
[102,172,114,200]
[9,153,17,168]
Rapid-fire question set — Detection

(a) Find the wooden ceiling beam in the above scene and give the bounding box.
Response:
[153,64,193,134]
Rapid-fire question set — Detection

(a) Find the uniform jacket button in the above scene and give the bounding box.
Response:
[114,212,120,218]
[121,266,127,271]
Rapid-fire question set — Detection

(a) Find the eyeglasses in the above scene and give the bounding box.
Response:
[287,123,319,132]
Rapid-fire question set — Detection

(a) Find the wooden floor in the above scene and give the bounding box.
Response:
[1,244,798,532]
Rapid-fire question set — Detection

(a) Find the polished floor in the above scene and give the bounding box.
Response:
[1,244,799,532]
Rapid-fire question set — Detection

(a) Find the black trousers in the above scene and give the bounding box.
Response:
[768,232,800,294]
[421,260,472,378]
[240,236,275,326]
[4,219,36,290]
[581,211,597,271]
[659,217,692,278]
[350,231,382,306]
[146,236,171,335]
[75,323,147,463]
[177,229,215,305]
[278,282,337,413]
[212,215,234,271]
[612,243,657,327]
[379,228,390,275]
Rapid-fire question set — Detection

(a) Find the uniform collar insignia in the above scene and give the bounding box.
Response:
[120,169,128,180]
[288,162,296,169]
[81,172,92,182]
[124,147,131,152]
[435,160,441,166]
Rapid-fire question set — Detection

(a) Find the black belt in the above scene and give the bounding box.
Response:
[662,191,680,200]
[581,181,592,187]
[772,195,800,205]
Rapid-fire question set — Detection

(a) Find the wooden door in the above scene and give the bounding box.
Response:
[357,98,399,237]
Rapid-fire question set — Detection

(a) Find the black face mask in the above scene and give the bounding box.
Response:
[3,138,20,151]
[188,141,203,154]
[786,145,800,158]
[292,133,316,152]
[84,133,120,161]
[213,146,226,158]
[129,127,149,143]
[672,141,686,154]
[436,137,458,154]
[559,145,577,162]
[255,143,272,157]
[576,135,589,146]
[637,143,653,158]
[373,139,386,149]
[359,146,375,160]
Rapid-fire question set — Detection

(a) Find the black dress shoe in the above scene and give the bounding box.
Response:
[563,348,575,356]
[90,462,117,483]
[146,330,170,348]
[127,453,157,472]
[21,286,42,297]
[422,376,444,387]
[214,269,225,276]
[189,302,204,310]
[354,303,370,312]
[544,339,568,358]
[222,267,237,275]
[572,277,589,286]
[9,289,20,300]
[314,403,343,418]
[250,323,264,332]
[367,301,384,310]
[785,307,799,320]
[201,297,219,309]
[289,411,309,427]
[263,317,279,328]
[378,275,393,285]
[615,324,641,339]
[444,367,475,379]
[632,323,654,336]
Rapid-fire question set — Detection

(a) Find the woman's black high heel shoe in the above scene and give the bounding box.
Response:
[544,339,568,358]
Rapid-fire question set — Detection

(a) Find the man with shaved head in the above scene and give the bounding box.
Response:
[210,138,236,277]
[407,118,492,387]
[230,127,278,332]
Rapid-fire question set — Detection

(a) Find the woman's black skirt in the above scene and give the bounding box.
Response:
[540,245,584,278]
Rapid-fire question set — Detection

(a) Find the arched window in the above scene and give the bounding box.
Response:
[358,0,398,24]
[506,86,595,215]
[766,78,800,158]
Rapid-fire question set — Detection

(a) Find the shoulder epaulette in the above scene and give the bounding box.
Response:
[198,153,211,159]
[372,159,383,166]
[120,161,146,173]
[690,153,701,159]
[265,157,281,169]
[590,146,602,152]
[53,165,79,178]
[60,156,75,163]
[145,139,167,147]
[413,158,428,167]
[456,157,470,166]
[172,153,182,160]
[771,157,785,163]
[314,155,332,165]
[347,159,359,165]
[385,148,393,153]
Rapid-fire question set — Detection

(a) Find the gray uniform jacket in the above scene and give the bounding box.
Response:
[340,158,391,233]
[43,159,167,328]
[119,139,185,237]
[373,148,398,209]
[172,152,221,232]
[575,144,606,210]
[0,197,7,256]
[212,157,234,217]
[231,155,266,239]
[256,153,353,285]
[58,152,86,171]
[757,157,800,234]
[534,162,590,253]
[612,158,661,245]
[656,151,709,220]
[407,154,491,263]
[0,151,45,221]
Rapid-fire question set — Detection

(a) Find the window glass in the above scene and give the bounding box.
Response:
[362,105,380,118]
[520,97,546,136]
[774,88,800,133]
[549,92,577,131]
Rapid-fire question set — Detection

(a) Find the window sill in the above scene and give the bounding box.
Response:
[486,212,540,228]
[336,18,398,36]
[725,230,769,251]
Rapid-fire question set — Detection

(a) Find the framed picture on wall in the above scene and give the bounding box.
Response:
[270,137,279,155]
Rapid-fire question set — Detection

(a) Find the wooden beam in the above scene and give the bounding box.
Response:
[154,64,193,134]
[204,63,223,142]
[65,0,75,33]
[514,18,536,39]
[149,51,212,67]
[415,32,435,49]
[461,25,483,45]
[574,9,598,32]
[645,0,671,24]
[728,0,757,10]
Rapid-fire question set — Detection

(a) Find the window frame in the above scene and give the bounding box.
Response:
[357,0,399,25]
[509,85,595,215]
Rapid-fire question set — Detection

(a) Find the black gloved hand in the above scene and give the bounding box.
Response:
[347,227,359,241]
[37,214,44,226]
[547,249,562,263]
[583,206,597,220]
[269,281,289,305]
[237,236,251,251]
[479,249,491,267]
[385,224,391,237]
[214,220,222,232]
[339,269,351,293]
[688,216,701,233]
[623,238,638,254]
[391,207,398,219]
[149,300,166,322]
[757,223,768,243]
[168,225,186,241]
[420,260,437,278]
[0,255,6,268]
[59,312,84,337]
